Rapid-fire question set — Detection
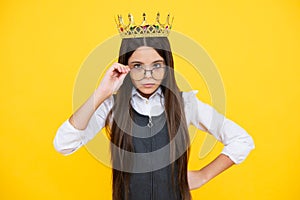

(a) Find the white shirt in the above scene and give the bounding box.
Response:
[53,87,255,164]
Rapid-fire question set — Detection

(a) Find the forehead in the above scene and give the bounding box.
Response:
[128,46,164,63]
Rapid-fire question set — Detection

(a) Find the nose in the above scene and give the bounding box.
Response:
[144,70,152,78]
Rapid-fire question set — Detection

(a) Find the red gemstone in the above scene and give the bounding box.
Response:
[143,26,147,30]
[166,25,169,29]
[120,27,124,32]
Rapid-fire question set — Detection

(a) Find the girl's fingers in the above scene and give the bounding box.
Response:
[120,65,125,73]
[117,64,130,73]
[125,65,130,73]
[110,63,130,78]
[119,64,130,73]
[117,64,121,73]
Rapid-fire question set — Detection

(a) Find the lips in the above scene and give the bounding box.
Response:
[142,83,155,88]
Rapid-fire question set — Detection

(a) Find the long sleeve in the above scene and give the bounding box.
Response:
[183,91,255,164]
[53,96,114,155]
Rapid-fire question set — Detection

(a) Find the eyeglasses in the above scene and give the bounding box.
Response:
[129,62,166,81]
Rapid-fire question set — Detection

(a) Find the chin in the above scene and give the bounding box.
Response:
[137,86,159,97]
[139,88,156,94]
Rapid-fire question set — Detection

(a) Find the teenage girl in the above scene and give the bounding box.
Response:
[54,36,255,200]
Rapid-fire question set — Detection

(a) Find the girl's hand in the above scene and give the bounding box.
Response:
[97,63,130,97]
[187,170,206,190]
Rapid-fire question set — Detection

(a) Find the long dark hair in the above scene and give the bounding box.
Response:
[105,37,191,200]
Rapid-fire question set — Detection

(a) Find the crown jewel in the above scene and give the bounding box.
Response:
[115,13,173,38]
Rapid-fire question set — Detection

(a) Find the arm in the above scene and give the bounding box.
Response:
[70,63,130,130]
[53,64,130,155]
[188,154,234,190]
[183,91,255,189]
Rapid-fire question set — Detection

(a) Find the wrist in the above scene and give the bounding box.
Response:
[197,169,209,186]
[91,87,111,109]
[95,85,112,99]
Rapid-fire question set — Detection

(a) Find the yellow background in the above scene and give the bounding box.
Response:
[1,0,299,199]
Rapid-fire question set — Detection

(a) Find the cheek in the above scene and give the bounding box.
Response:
[130,78,139,87]
[154,80,163,88]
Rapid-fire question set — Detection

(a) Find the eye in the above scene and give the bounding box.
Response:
[133,64,142,69]
[153,63,162,68]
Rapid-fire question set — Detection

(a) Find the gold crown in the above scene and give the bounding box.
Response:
[115,13,174,38]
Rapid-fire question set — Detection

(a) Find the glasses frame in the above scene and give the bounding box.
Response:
[129,63,167,81]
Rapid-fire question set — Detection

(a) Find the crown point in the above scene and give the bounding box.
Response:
[116,12,173,38]
[156,13,160,20]
[128,13,134,23]
[166,14,170,24]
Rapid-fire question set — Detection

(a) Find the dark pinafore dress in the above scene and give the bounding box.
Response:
[123,108,182,200]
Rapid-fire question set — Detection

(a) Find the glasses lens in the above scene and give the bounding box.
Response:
[152,67,166,80]
[130,68,144,80]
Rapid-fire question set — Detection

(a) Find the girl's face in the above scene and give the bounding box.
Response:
[128,46,166,98]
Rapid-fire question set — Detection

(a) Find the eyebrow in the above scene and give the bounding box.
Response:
[129,59,165,65]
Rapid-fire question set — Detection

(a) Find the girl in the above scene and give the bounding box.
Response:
[54,33,254,199]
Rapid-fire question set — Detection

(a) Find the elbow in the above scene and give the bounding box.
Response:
[238,134,256,163]
[247,134,255,152]
[222,135,255,164]
[53,135,76,156]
